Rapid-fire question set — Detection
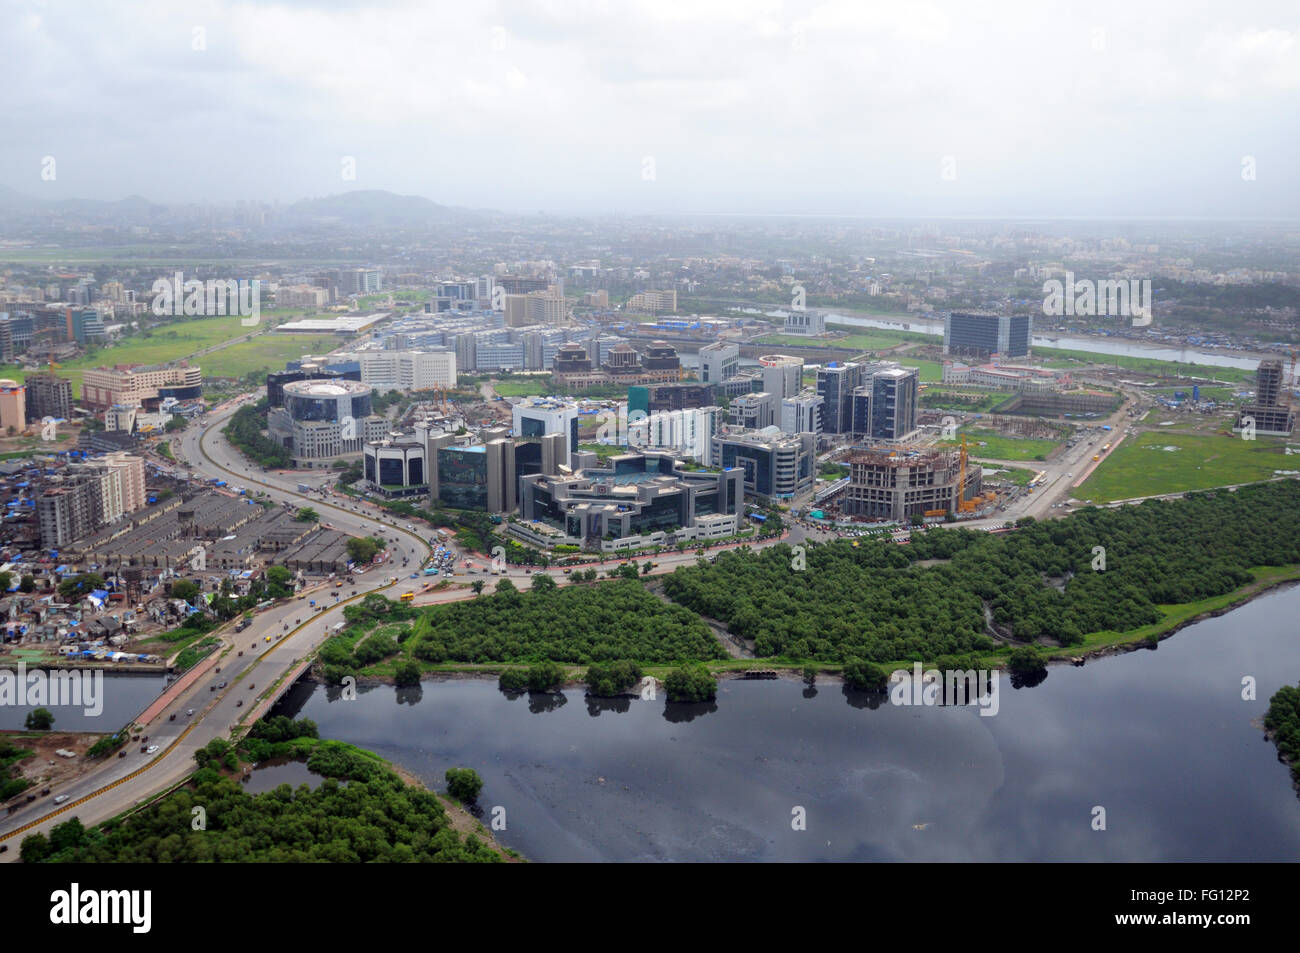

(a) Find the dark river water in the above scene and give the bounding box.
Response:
[266,584,1300,862]
[0,671,170,732]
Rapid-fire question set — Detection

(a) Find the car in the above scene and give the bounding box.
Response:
[146,745,159,754]
[53,795,69,804]
[410,573,419,578]
[218,681,227,689]
[186,708,194,716]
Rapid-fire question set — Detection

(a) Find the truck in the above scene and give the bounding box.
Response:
[297,483,312,493]
[399,592,415,603]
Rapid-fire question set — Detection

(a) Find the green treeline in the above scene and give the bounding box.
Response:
[661,481,1300,661]
[410,578,724,664]
[1265,681,1300,786]
[224,400,291,469]
[21,737,499,863]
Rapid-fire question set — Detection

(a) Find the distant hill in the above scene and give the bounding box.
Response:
[284,190,477,226]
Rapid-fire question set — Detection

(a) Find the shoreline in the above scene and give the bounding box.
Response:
[297,564,1300,689]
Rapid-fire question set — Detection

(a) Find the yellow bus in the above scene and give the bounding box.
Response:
[399,592,415,603]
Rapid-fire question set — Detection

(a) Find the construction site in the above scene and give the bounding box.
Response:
[833,437,995,522]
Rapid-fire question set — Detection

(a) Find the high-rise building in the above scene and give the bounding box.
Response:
[711,429,816,501]
[758,354,804,401]
[25,373,73,423]
[1234,358,1295,436]
[816,362,865,435]
[0,380,25,433]
[699,341,739,385]
[512,397,581,461]
[729,391,778,430]
[626,290,677,313]
[780,391,824,436]
[869,366,919,441]
[944,312,1033,359]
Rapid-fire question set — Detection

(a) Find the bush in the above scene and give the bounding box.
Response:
[393,660,422,688]
[842,658,887,691]
[664,664,716,702]
[1007,647,1046,677]
[585,660,642,697]
[526,660,564,692]
[445,767,484,803]
[498,668,528,692]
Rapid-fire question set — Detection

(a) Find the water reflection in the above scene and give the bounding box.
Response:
[268,585,1300,862]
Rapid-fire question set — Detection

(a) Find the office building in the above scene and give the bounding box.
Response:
[267,379,387,464]
[780,391,824,436]
[363,436,428,498]
[944,312,1033,359]
[868,365,919,441]
[711,428,816,501]
[81,363,202,410]
[729,391,779,430]
[516,451,742,550]
[699,341,739,385]
[355,350,456,391]
[784,310,825,335]
[513,397,581,460]
[627,405,721,465]
[758,354,804,401]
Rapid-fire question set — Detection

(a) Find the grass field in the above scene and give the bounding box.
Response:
[940,427,1062,461]
[983,466,1037,486]
[202,333,343,379]
[491,377,552,398]
[1075,430,1290,502]
[0,317,262,397]
[1033,345,1256,383]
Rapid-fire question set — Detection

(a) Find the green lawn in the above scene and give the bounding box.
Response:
[203,333,342,379]
[0,317,268,398]
[940,427,1062,461]
[491,377,553,398]
[1075,430,1290,502]
[1033,345,1255,383]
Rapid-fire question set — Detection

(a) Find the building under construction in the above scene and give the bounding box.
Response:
[1234,358,1295,436]
[840,444,989,521]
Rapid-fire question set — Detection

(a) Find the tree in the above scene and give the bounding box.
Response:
[0,571,11,592]
[471,580,485,596]
[170,579,200,603]
[58,573,106,601]
[296,507,320,523]
[393,660,422,688]
[530,573,556,592]
[19,574,35,593]
[25,708,54,731]
[526,660,564,692]
[445,767,484,803]
[585,660,642,697]
[346,536,382,565]
[641,561,653,575]
[842,658,887,691]
[265,565,294,598]
[1007,647,1046,678]
[664,664,716,702]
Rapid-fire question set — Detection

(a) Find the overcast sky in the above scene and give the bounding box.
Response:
[4,0,1298,218]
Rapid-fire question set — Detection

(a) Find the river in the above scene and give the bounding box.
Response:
[267,583,1300,862]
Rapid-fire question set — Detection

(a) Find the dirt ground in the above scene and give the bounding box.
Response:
[2,730,98,790]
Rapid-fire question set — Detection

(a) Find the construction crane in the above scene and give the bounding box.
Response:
[957,434,975,513]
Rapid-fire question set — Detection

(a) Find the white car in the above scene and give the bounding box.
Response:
[53,794,70,804]
[146,745,159,754]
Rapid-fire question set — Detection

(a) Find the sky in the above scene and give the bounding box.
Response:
[3,0,1299,219]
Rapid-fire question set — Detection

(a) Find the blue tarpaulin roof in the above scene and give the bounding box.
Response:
[89,589,109,600]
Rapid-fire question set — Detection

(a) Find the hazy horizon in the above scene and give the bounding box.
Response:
[4,0,1299,219]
